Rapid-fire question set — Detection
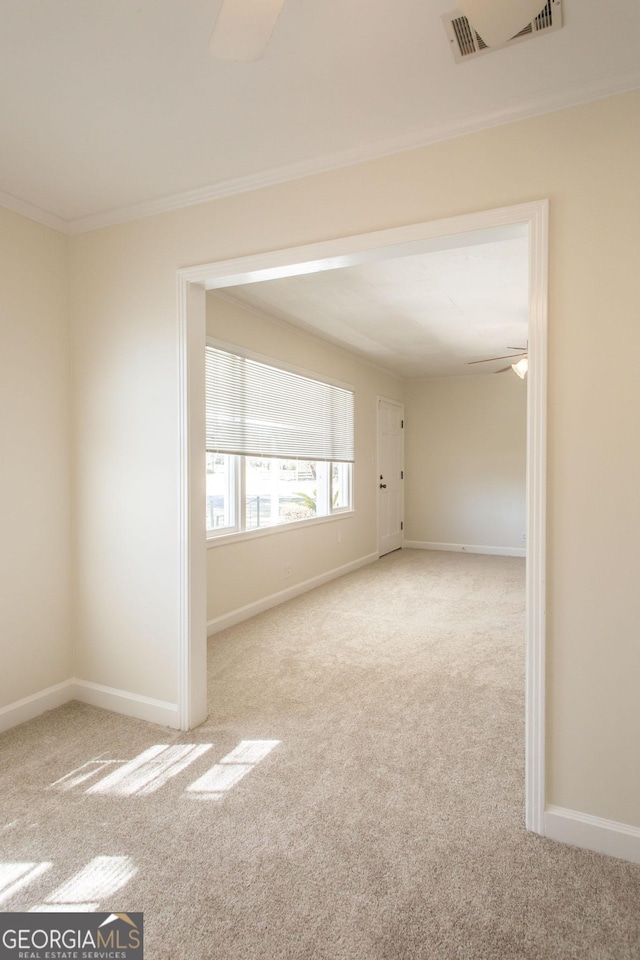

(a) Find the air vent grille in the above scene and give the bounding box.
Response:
[512,22,533,39]
[451,16,487,56]
[535,2,554,30]
[443,0,562,63]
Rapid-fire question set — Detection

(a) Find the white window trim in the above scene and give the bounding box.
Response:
[206,456,354,541]
[205,340,355,542]
[207,508,355,548]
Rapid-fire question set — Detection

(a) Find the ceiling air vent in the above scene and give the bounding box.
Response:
[443,0,562,63]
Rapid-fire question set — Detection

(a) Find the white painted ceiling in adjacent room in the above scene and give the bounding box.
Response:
[218,232,529,378]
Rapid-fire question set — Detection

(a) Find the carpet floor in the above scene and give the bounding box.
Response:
[1,549,639,958]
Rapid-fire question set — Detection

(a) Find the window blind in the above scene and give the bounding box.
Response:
[205,345,354,462]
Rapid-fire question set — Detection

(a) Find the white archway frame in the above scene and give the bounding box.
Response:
[177,199,548,835]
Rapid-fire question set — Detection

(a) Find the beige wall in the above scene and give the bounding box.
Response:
[206,294,402,623]
[0,207,72,707]
[66,89,640,826]
[69,229,185,702]
[404,374,527,550]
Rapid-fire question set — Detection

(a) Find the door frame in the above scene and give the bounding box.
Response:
[377,396,405,557]
[177,199,548,835]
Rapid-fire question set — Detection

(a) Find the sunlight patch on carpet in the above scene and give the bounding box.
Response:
[29,855,136,913]
[186,739,280,800]
[51,755,116,792]
[82,744,213,797]
[0,862,52,905]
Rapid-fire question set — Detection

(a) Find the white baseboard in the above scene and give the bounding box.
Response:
[404,540,526,558]
[0,680,76,734]
[0,678,179,734]
[208,551,379,635]
[72,679,179,729]
[545,805,640,865]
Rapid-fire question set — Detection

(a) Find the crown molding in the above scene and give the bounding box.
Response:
[2,68,639,237]
[0,189,70,234]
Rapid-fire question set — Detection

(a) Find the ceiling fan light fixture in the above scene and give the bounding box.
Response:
[210,0,286,61]
[454,0,548,47]
[512,357,528,379]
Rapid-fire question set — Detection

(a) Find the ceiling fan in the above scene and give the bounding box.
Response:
[210,0,287,61]
[467,346,528,378]
[209,0,549,61]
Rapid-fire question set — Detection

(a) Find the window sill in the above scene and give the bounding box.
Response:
[206,510,354,548]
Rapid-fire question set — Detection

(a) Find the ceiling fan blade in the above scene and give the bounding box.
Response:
[454,0,547,47]
[210,0,286,61]
[494,366,512,373]
[467,353,526,364]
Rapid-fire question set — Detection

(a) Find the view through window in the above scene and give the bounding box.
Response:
[205,344,354,538]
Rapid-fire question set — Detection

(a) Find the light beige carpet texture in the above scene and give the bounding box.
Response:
[1,550,639,958]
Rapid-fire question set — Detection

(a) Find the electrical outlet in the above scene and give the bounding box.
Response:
[522,533,527,542]
[284,563,291,578]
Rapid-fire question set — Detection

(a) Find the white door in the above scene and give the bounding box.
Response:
[378,398,404,556]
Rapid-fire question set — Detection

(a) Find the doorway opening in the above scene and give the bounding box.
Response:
[177,200,548,835]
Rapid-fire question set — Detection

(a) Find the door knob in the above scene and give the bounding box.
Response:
[379,483,387,489]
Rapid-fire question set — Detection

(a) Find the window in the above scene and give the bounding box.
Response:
[205,343,354,539]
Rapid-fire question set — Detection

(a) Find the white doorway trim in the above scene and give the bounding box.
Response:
[176,199,548,835]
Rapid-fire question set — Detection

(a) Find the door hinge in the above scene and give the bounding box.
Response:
[401,419,404,428]
[401,470,404,479]
[401,521,404,531]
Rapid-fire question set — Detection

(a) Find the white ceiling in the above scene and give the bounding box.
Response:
[218,227,529,378]
[1,0,639,232]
